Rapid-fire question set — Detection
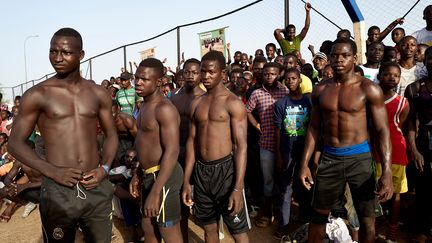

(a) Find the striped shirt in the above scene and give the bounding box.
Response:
[246,83,289,152]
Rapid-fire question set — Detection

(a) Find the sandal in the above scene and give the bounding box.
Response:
[255,216,270,228]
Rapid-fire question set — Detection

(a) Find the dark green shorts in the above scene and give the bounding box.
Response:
[312,152,376,218]
[39,177,114,243]
[141,162,183,227]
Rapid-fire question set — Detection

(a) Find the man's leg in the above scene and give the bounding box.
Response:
[308,208,329,243]
[142,217,161,243]
[203,223,220,243]
[159,223,183,243]
[358,216,375,243]
[232,232,249,243]
[258,148,275,222]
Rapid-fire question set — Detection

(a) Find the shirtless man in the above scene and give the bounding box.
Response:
[129,58,183,243]
[112,101,137,164]
[8,28,118,242]
[299,38,393,243]
[170,58,205,241]
[182,51,250,243]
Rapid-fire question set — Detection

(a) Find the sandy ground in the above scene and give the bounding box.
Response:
[0,200,418,243]
[0,201,278,243]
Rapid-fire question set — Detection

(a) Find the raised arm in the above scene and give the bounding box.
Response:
[274,28,285,42]
[226,43,232,64]
[227,97,248,215]
[379,17,404,42]
[144,103,180,217]
[299,2,312,40]
[366,82,393,202]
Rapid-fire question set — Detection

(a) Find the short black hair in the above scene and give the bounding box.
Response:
[234,51,242,55]
[284,67,300,78]
[263,62,282,72]
[253,55,267,64]
[265,43,277,50]
[14,96,21,101]
[378,61,401,77]
[230,68,244,75]
[285,24,296,31]
[53,28,83,50]
[368,26,380,33]
[184,58,200,68]
[398,35,417,47]
[337,29,351,38]
[392,27,405,35]
[138,58,164,77]
[284,53,298,62]
[332,38,357,55]
[202,51,226,70]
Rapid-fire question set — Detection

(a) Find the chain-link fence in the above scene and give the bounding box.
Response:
[3,0,429,101]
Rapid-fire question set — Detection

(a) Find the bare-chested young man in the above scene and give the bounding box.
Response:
[129,58,184,243]
[112,101,137,164]
[182,51,250,243]
[299,38,393,243]
[8,28,118,243]
[170,58,205,241]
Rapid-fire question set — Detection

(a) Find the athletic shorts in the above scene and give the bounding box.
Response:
[39,177,114,243]
[193,154,251,235]
[312,152,376,218]
[141,162,183,228]
[376,163,408,194]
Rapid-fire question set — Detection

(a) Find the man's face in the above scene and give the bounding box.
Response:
[399,38,417,59]
[235,77,248,94]
[313,57,327,72]
[283,56,297,70]
[240,54,249,67]
[101,80,110,89]
[367,28,380,43]
[425,52,432,74]
[49,36,83,75]
[366,43,384,63]
[124,151,137,167]
[134,66,160,97]
[391,29,404,44]
[230,72,242,83]
[1,111,8,121]
[255,49,264,57]
[285,72,301,92]
[120,78,131,89]
[243,73,253,84]
[201,60,224,90]
[12,107,18,117]
[262,67,280,87]
[379,66,401,91]
[234,52,242,63]
[330,43,356,75]
[266,46,276,59]
[14,99,20,107]
[322,66,334,80]
[285,27,296,41]
[275,56,284,66]
[183,63,201,90]
[252,62,265,80]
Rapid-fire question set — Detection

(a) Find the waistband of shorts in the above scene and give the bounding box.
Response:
[323,140,370,156]
[197,154,232,166]
[142,165,160,175]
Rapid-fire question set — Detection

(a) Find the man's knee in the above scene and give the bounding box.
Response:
[310,208,329,224]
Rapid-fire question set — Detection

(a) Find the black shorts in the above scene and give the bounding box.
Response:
[19,187,40,203]
[141,162,183,227]
[312,152,376,218]
[193,154,251,235]
[39,177,114,243]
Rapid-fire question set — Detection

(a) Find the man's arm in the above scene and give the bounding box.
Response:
[299,85,322,190]
[8,88,83,187]
[379,17,404,42]
[226,43,232,64]
[273,28,285,42]
[404,82,424,171]
[81,87,119,189]
[121,113,138,138]
[366,82,393,202]
[299,2,312,40]
[228,97,248,216]
[3,161,20,186]
[245,92,261,133]
[274,101,284,170]
[144,103,180,218]
[182,99,199,207]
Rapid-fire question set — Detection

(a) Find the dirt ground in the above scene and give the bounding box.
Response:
[0,201,279,243]
[0,200,419,243]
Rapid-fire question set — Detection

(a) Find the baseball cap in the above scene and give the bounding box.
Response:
[312,52,327,62]
[120,72,132,80]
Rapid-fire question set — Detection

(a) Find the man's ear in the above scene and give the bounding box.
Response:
[80,50,85,61]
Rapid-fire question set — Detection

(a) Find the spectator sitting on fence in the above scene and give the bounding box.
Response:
[274,2,311,55]
[366,17,404,48]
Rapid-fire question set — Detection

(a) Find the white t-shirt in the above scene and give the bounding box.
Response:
[412,27,432,46]
[398,63,424,95]
[360,65,379,83]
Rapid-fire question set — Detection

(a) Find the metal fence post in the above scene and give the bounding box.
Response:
[89,59,93,80]
[123,46,127,71]
[177,27,181,66]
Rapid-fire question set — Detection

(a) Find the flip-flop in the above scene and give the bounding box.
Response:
[0,214,11,222]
